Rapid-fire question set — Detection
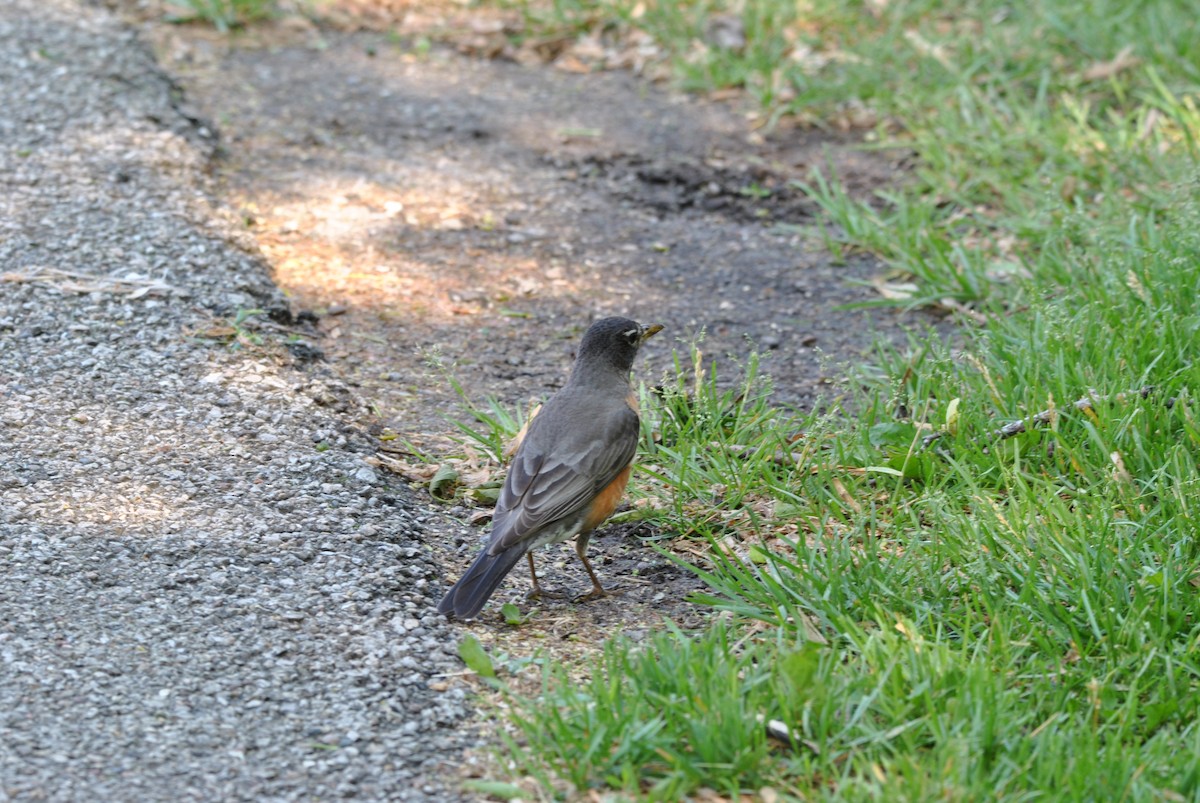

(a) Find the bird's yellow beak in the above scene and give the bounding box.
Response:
[640,323,664,342]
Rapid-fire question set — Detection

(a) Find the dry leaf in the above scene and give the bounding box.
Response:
[708,87,743,102]
[1109,450,1134,485]
[368,453,439,482]
[903,29,952,69]
[790,611,829,645]
[829,99,877,130]
[789,42,832,74]
[1081,45,1140,81]
[568,34,606,63]
[554,54,591,74]
[830,477,862,513]
[872,279,919,300]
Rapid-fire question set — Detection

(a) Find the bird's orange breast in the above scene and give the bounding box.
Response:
[582,464,633,532]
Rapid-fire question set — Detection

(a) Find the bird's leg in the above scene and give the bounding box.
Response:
[572,534,620,602]
[524,552,565,600]
[525,552,544,598]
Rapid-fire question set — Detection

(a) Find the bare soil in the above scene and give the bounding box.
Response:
[133,12,935,654]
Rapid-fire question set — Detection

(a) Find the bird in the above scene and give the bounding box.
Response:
[438,316,663,619]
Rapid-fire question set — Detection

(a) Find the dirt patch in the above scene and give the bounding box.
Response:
[435,514,708,627]
[552,152,818,222]
[143,19,924,423]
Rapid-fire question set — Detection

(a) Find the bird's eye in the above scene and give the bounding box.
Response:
[623,328,640,344]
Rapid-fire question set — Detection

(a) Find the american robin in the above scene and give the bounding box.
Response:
[438,316,663,619]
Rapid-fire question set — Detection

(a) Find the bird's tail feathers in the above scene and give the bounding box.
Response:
[437,544,527,619]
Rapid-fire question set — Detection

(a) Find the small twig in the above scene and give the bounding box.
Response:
[991,386,1158,440]
[937,296,990,327]
[724,442,802,466]
[921,430,946,449]
[1,266,179,297]
[922,385,1171,449]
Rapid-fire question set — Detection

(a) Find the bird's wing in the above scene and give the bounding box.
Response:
[488,404,639,553]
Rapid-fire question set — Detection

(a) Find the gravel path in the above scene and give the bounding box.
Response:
[0,2,474,799]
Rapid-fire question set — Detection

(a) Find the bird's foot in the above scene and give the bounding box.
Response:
[571,584,623,604]
[526,585,568,601]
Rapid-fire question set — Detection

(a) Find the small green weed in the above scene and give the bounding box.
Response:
[634,346,806,536]
[190,308,267,350]
[165,0,275,32]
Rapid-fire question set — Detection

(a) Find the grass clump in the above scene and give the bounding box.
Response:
[507,623,784,799]
[165,0,276,32]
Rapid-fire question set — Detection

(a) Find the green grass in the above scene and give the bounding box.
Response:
[165,0,276,32]
[423,0,1200,798]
